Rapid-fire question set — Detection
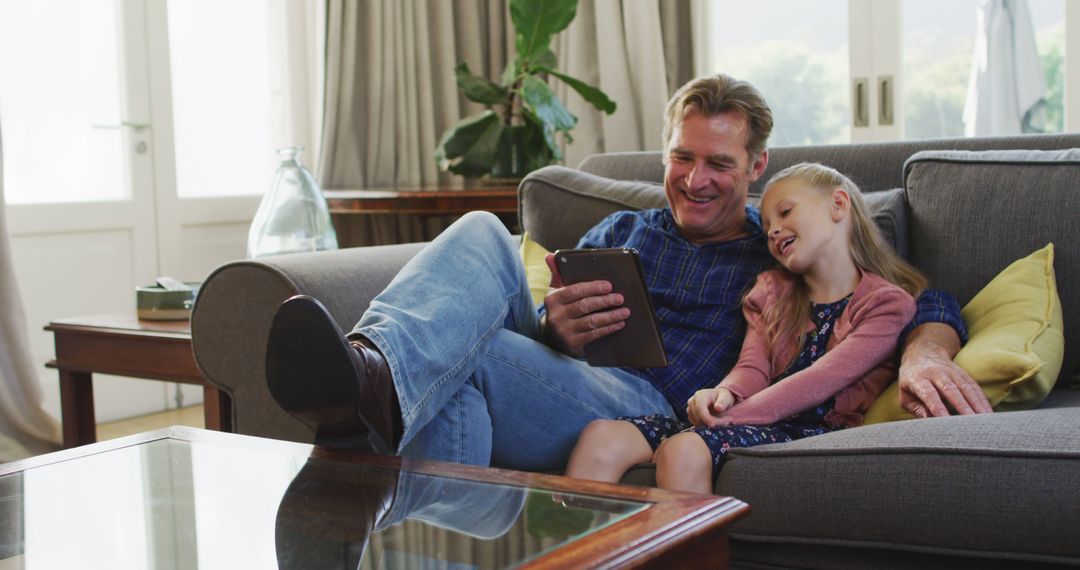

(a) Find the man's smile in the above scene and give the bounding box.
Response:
[682,189,716,204]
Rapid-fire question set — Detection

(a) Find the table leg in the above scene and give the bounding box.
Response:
[201,387,232,432]
[59,370,96,448]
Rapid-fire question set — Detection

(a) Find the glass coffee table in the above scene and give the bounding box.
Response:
[0,427,747,569]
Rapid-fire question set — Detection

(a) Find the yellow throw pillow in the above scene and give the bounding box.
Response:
[864,243,1064,424]
[520,233,553,306]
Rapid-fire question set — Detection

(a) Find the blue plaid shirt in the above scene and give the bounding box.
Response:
[564,207,966,419]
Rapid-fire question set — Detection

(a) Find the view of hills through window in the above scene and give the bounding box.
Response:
[705,0,1063,146]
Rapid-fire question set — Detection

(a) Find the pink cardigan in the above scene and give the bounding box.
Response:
[717,269,916,429]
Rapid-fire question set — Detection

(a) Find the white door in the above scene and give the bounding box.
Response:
[2,0,168,421]
[1,0,320,424]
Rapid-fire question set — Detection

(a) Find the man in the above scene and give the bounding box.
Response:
[265,74,992,471]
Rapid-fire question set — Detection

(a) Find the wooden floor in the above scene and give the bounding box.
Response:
[97,405,205,441]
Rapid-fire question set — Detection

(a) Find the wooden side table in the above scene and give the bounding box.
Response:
[45,314,231,448]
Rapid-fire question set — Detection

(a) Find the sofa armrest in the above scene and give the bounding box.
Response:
[190,242,427,442]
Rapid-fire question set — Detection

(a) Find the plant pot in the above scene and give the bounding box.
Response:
[491,125,530,180]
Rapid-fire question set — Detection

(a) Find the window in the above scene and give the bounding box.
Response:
[167,0,282,198]
[700,0,850,147]
[0,0,298,204]
[699,0,1068,144]
[0,1,126,203]
[902,0,1063,140]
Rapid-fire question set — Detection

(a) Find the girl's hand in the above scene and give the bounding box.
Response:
[687,387,736,428]
[712,387,736,414]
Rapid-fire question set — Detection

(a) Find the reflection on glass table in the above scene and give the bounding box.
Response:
[0,427,747,569]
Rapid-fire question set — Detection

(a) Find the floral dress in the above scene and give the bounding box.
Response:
[620,294,853,479]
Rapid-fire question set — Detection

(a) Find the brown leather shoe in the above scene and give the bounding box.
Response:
[266,295,403,453]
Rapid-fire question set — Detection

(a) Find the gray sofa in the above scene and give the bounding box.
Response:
[192,134,1080,568]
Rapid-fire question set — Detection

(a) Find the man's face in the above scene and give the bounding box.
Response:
[663,110,768,244]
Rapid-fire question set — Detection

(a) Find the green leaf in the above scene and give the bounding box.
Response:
[500,59,519,88]
[540,67,617,114]
[454,62,508,105]
[511,0,578,63]
[521,75,576,133]
[435,111,505,177]
[523,107,562,162]
[528,49,558,72]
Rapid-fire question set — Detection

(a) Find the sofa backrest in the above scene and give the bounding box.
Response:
[522,134,1080,252]
[574,133,1080,193]
[904,149,1079,387]
[518,167,911,258]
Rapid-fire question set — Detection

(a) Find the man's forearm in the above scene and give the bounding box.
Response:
[901,322,963,365]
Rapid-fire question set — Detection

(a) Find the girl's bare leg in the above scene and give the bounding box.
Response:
[565,419,653,483]
[654,432,714,494]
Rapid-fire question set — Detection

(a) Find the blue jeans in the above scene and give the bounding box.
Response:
[352,212,674,470]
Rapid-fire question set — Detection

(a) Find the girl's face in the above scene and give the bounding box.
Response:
[760,180,850,274]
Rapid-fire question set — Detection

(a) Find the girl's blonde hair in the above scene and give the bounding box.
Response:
[759,162,926,354]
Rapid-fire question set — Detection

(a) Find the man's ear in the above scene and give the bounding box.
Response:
[830,188,851,222]
[748,149,769,182]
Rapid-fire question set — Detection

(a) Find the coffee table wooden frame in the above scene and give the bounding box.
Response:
[0,427,748,569]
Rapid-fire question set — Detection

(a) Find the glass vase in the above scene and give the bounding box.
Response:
[247,146,338,258]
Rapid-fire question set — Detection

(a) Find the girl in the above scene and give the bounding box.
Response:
[565,163,925,494]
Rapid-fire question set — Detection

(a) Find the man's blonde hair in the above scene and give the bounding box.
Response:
[662,74,774,162]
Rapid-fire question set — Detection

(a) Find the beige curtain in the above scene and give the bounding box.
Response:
[0,121,62,460]
[556,0,694,167]
[318,0,512,247]
[317,0,692,247]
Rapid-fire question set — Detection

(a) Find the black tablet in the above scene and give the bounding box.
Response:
[554,248,668,368]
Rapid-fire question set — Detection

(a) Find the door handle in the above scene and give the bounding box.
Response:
[91,121,151,132]
[878,76,894,125]
[852,78,869,127]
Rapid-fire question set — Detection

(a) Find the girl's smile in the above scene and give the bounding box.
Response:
[761,180,852,278]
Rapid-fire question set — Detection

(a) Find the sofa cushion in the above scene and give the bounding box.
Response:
[865,244,1064,423]
[520,233,551,305]
[622,389,1080,565]
[904,149,1080,387]
[957,243,1064,410]
[861,187,910,260]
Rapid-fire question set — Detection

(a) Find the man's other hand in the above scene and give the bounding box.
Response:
[541,253,630,356]
[899,323,993,417]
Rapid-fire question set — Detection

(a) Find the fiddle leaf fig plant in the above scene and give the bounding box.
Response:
[435,0,616,179]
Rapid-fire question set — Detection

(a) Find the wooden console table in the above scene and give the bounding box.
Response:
[323,185,520,234]
[45,314,231,448]
[323,186,518,214]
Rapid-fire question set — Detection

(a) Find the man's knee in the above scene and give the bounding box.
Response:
[456,210,508,239]
[445,211,516,261]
